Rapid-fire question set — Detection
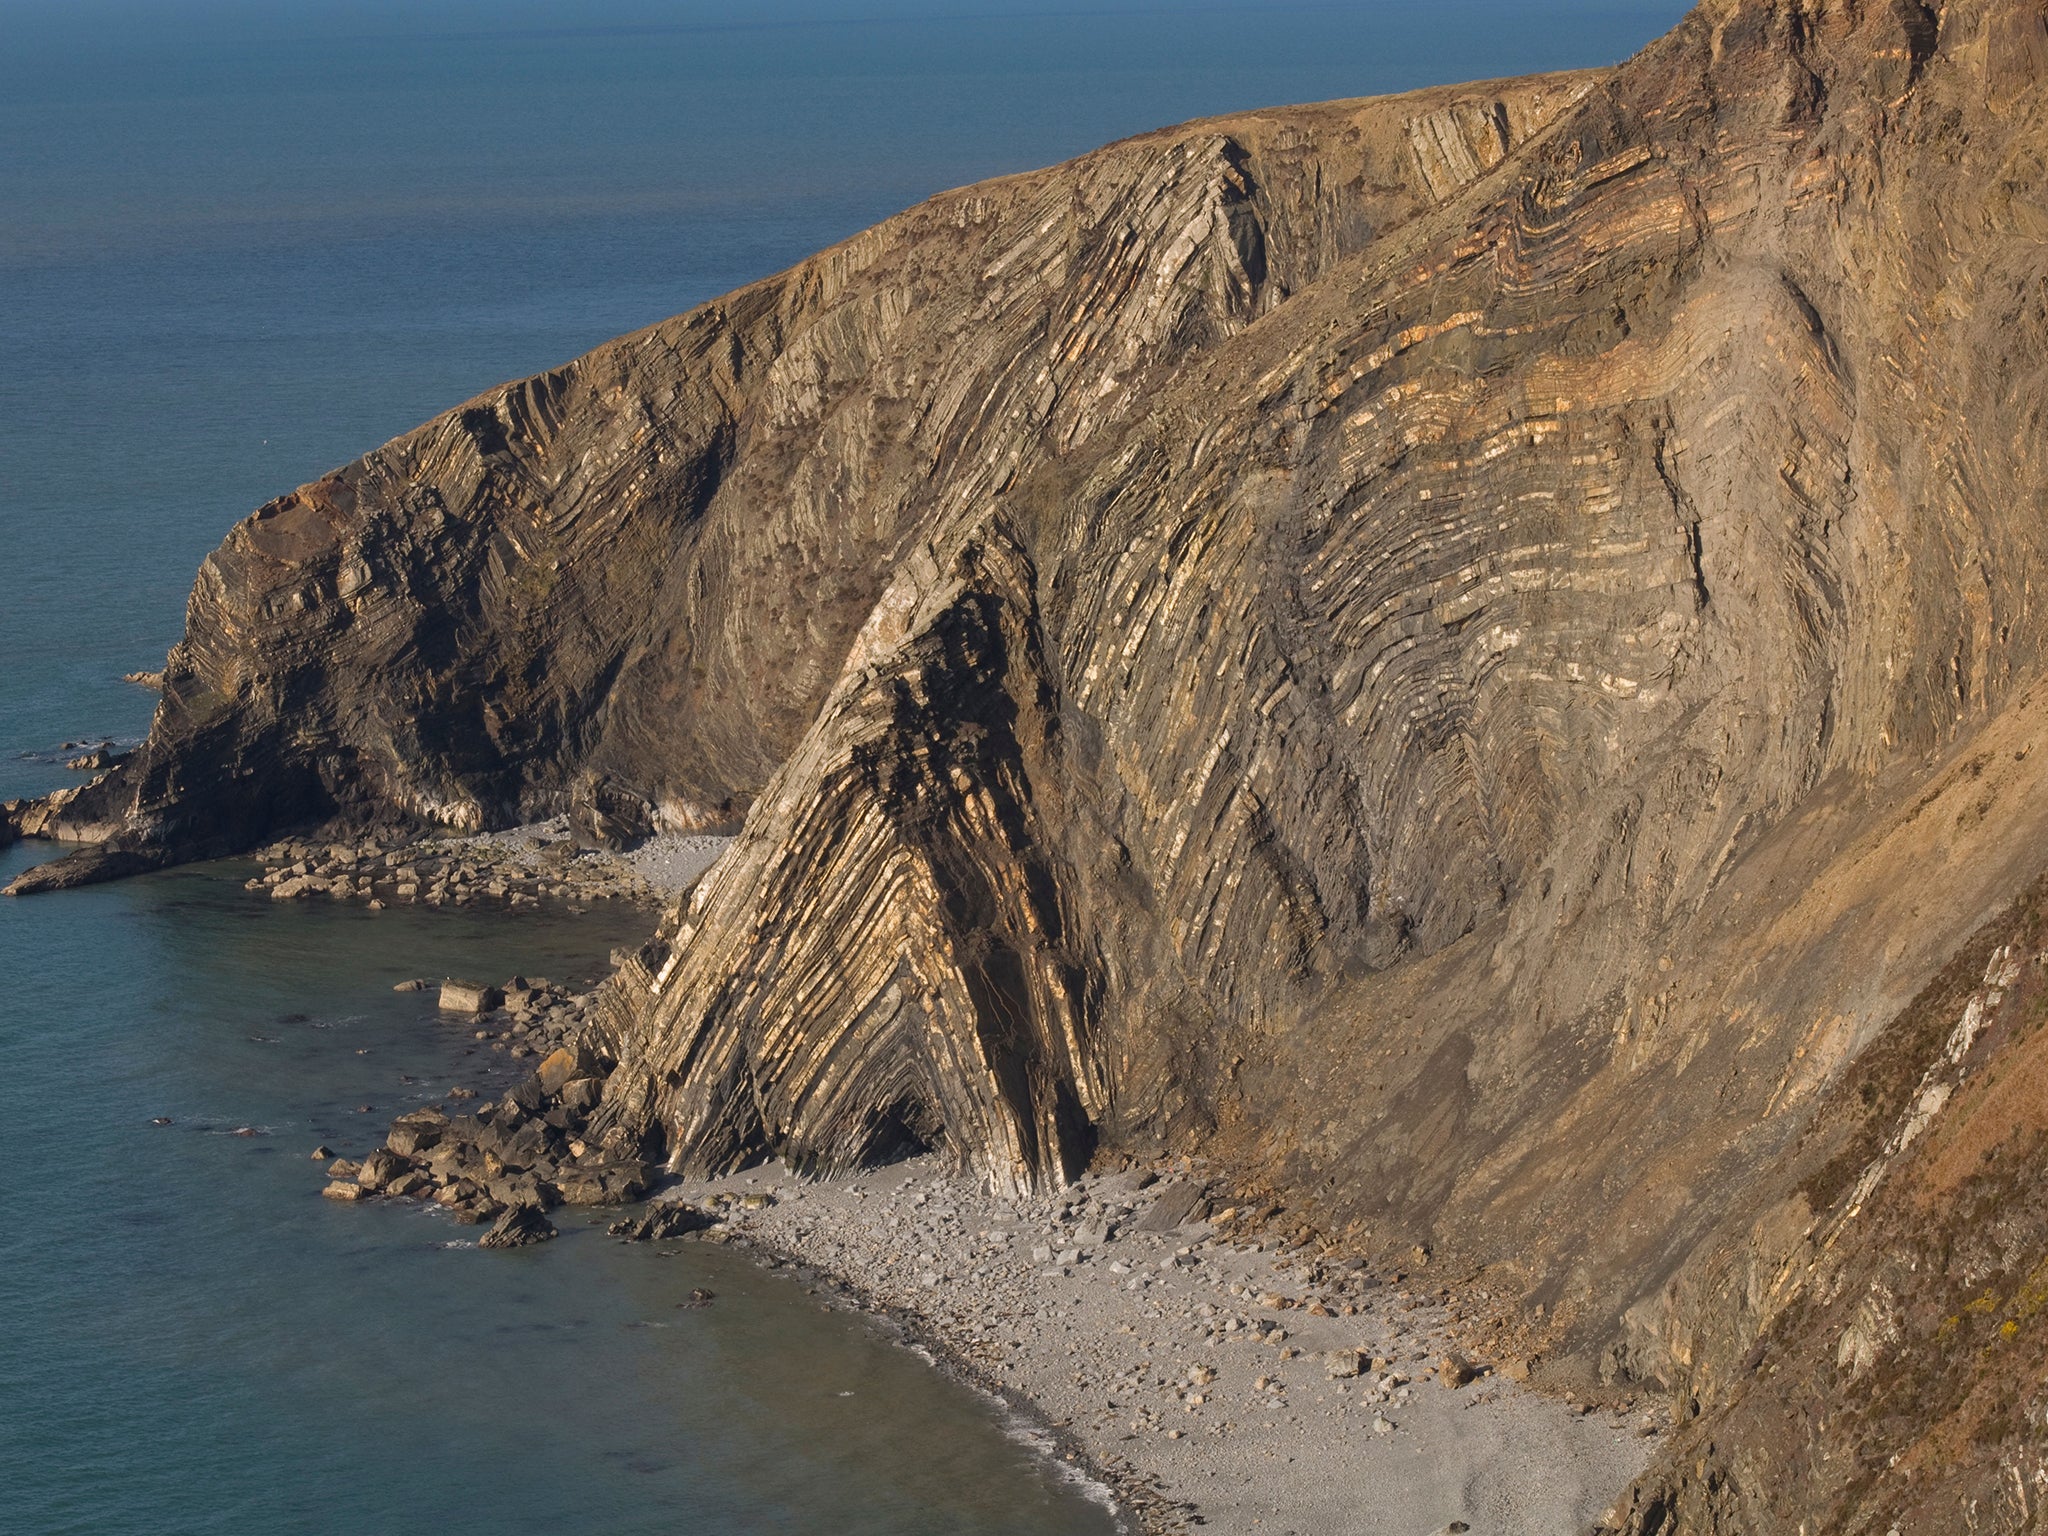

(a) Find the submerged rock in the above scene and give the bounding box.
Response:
[607,1203,717,1242]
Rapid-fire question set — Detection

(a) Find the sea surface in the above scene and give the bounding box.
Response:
[1,2,1688,1530]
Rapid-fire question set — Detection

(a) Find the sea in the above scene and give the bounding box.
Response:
[0,3,1688,1531]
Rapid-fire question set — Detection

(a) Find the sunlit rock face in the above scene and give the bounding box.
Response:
[24,10,2048,1512]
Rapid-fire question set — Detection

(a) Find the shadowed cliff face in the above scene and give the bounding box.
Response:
[17,1,2048,1523]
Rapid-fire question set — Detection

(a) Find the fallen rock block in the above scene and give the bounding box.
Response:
[1134,1184,1208,1232]
[536,1045,594,1097]
[486,1171,554,1211]
[553,1160,653,1205]
[355,1148,409,1192]
[479,1206,558,1249]
[438,980,504,1014]
[558,1076,604,1116]
[608,1203,718,1241]
[385,1107,448,1159]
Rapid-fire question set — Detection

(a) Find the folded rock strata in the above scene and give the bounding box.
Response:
[17,2,2048,1526]
[6,70,1592,888]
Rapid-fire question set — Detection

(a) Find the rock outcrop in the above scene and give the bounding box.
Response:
[1607,878,2048,1533]
[18,3,2048,1527]
[3,68,1593,892]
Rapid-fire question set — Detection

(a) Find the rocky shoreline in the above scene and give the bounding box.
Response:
[324,991,1659,1536]
[246,820,731,911]
[316,973,657,1234]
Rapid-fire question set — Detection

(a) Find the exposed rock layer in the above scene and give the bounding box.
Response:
[16,3,2048,1528]
[1608,877,2048,1533]
[5,69,1593,888]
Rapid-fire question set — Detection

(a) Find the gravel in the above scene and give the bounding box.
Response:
[659,1155,1658,1536]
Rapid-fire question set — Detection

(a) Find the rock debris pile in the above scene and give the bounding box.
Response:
[319,977,655,1225]
[246,823,730,910]
[250,833,656,909]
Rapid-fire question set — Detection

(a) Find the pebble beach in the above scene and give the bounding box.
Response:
[652,1156,1661,1536]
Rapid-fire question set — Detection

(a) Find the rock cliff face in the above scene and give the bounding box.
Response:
[1606,872,2048,1532]
[16,2,2048,1526]
[4,70,1592,888]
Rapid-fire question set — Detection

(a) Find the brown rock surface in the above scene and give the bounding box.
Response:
[5,68,1592,891]
[1607,879,2048,1533]
[16,3,2048,1527]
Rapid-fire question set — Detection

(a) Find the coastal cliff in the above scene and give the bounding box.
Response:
[16,2,2048,1527]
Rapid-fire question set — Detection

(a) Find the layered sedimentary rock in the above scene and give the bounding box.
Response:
[17,2,2048,1526]
[1603,873,2048,1533]
[5,69,1592,888]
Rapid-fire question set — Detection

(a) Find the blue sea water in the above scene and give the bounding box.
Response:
[1,2,1689,1530]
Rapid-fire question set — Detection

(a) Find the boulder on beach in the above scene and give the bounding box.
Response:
[608,1203,717,1241]
[1133,1184,1208,1232]
[438,980,504,1014]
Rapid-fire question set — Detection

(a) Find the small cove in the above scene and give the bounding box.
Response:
[0,842,1118,1535]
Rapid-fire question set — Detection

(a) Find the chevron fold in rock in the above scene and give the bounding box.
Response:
[590,529,1108,1196]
